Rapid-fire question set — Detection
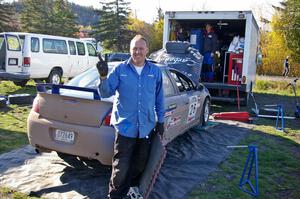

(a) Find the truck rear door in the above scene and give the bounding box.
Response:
[4,33,23,73]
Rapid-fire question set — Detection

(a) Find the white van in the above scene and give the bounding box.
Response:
[0,32,99,86]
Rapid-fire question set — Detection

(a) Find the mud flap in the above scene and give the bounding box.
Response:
[138,134,166,199]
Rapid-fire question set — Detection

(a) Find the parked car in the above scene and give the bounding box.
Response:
[104,52,130,62]
[27,62,210,165]
[0,32,99,86]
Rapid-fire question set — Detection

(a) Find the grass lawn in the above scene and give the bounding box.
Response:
[0,78,300,199]
[189,77,300,199]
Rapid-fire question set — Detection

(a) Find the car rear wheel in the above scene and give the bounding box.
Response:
[201,97,210,126]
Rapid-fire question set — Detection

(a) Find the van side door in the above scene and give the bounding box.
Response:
[75,41,88,75]
[86,43,98,69]
[4,34,22,73]
[67,40,78,77]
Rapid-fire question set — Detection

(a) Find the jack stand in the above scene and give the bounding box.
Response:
[275,104,285,132]
[227,145,259,197]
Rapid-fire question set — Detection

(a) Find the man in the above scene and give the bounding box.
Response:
[97,35,165,199]
[202,23,218,82]
[283,56,289,77]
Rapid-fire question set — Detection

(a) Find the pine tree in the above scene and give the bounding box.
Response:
[20,0,78,37]
[93,0,133,52]
[0,0,15,32]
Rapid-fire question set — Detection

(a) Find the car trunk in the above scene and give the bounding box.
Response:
[0,35,6,71]
[38,92,112,127]
[168,19,247,84]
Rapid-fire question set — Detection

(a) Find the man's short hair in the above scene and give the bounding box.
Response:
[131,35,148,47]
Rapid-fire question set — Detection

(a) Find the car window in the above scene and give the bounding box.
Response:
[43,39,68,54]
[68,41,76,55]
[31,37,39,52]
[162,70,176,96]
[170,70,194,92]
[87,43,97,56]
[6,35,21,51]
[76,42,85,56]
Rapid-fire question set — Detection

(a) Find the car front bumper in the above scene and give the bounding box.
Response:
[27,111,115,165]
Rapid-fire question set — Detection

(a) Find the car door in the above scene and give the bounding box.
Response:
[169,69,202,132]
[162,69,187,143]
[4,33,22,73]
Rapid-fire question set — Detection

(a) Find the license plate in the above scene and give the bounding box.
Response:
[55,129,75,143]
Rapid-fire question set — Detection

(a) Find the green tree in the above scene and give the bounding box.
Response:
[279,0,300,62]
[20,0,78,37]
[149,18,163,53]
[0,0,15,31]
[93,0,133,52]
[50,0,78,37]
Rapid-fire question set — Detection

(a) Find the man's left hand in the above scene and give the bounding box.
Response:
[155,122,164,136]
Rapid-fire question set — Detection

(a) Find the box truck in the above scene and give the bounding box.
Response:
[162,11,261,105]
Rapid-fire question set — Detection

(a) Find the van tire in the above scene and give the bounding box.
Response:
[8,94,34,105]
[48,69,62,84]
[13,80,28,87]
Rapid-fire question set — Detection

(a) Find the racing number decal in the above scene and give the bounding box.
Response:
[187,96,198,122]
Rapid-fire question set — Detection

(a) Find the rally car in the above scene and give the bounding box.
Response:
[27,43,211,166]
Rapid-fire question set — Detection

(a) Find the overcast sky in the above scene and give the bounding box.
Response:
[68,0,281,23]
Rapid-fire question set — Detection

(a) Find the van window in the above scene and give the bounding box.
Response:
[68,41,76,55]
[7,35,21,51]
[87,43,97,56]
[76,42,85,56]
[0,36,4,49]
[31,37,39,52]
[19,35,25,49]
[43,39,68,54]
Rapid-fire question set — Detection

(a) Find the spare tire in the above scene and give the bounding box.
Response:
[8,94,35,105]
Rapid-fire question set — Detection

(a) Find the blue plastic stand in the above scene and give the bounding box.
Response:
[275,104,285,131]
[239,145,259,197]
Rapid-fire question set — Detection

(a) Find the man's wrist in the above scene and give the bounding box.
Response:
[100,76,107,80]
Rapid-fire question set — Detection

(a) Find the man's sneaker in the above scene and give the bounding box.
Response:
[127,186,143,199]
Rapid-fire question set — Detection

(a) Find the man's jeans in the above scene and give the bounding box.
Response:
[108,131,153,199]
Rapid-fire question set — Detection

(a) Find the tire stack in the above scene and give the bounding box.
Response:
[8,94,35,105]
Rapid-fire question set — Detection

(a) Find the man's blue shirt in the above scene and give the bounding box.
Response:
[98,59,165,138]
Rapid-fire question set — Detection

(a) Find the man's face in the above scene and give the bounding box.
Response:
[130,39,148,66]
[206,24,212,32]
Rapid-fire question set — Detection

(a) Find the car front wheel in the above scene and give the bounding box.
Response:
[201,97,210,126]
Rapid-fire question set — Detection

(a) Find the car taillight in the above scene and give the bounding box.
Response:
[104,112,111,126]
[32,97,39,113]
[23,57,30,67]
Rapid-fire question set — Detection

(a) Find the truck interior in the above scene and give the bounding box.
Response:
[0,35,6,70]
[168,19,246,84]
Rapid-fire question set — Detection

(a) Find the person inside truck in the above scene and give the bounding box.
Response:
[97,34,165,199]
[202,23,218,82]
